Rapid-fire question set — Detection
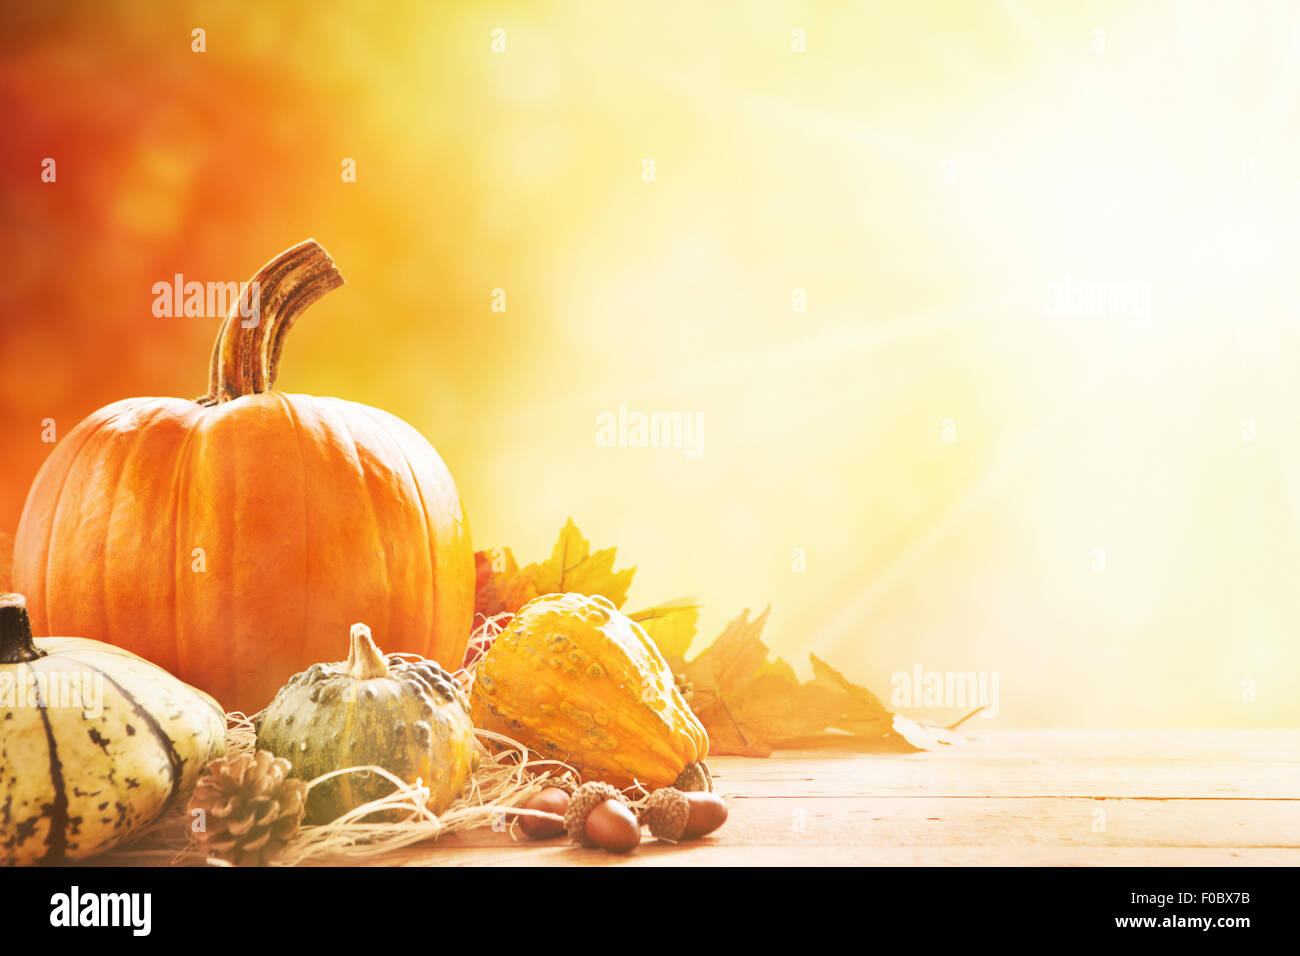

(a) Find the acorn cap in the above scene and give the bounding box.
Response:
[640,787,691,842]
[536,769,579,795]
[672,761,712,793]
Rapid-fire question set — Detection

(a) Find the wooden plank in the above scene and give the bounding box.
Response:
[366,846,1300,866]
[707,756,1300,799]
[304,797,1300,850]
[92,731,1300,866]
[99,842,1300,867]
[279,797,1298,863]
[103,796,1298,865]
[776,729,1300,762]
[705,796,1300,848]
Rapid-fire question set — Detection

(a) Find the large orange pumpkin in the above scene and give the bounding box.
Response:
[12,240,474,714]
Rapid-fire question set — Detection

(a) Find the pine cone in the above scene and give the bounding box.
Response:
[188,750,307,866]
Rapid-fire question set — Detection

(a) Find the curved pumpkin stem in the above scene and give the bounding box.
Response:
[0,594,46,664]
[196,239,346,405]
[345,623,390,680]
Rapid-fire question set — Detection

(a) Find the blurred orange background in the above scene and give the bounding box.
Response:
[2,1,1297,727]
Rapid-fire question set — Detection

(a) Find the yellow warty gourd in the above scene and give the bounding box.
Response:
[471,593,708,789]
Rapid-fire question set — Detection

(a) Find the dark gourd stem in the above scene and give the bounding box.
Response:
[195,239,345,406]
[0,594,46,664]
[346,623,389,680]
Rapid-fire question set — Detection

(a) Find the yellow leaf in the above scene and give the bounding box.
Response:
[629,598,699,668]
[532,518,635,607]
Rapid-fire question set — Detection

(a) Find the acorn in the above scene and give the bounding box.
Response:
[640,787,728,842]
[564,782,641,854]
[517,787,570,840]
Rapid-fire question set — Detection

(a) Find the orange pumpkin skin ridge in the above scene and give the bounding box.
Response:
[471,593,709,790]
[13,392,473,715]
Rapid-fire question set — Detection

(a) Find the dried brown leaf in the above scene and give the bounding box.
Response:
[712,674,861,756]
[810,652,891,725]
[684,606,771,699]
[758,655,799,683]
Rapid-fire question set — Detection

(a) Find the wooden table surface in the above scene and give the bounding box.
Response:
[104,730,1300,866]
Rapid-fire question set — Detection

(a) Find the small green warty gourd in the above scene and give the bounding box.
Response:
[254,622,474,824]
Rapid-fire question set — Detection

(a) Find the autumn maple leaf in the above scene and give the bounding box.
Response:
[696,672,856,757]
[660,610,961,756]
[532,518,635,607]
[683,607,773,700]
[473,519,635,620]
[682,608,850,756]
[473,547,539,620]
[810,653,893,737]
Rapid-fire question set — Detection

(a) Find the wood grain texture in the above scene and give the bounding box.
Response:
[98,730,1300,867]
